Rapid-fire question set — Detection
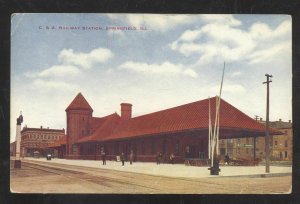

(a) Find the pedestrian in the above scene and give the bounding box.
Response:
[225,153,230,165]
[129,150,134,165]
[156,152,160,165]
[101,150,106,165]
[169,153,175,164]
[121,152,125,166]
[158,152,162,165]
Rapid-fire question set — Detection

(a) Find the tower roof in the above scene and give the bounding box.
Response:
[65,93,93,111]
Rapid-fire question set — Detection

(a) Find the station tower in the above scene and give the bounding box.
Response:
[65,93,93,157]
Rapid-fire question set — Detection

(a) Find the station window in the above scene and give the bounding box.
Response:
[285,151,288,158]
[274,141,278,146]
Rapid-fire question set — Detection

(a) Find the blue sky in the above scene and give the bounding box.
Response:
[11,14,292,142]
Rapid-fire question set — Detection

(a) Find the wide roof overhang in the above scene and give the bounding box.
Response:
[75,126,282,144]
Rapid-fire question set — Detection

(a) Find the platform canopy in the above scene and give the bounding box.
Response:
[76,97,281,144]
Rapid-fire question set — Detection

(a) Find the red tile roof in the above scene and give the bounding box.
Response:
[78,113,121,143]
[77,97,280,143]
[65,92,93,111]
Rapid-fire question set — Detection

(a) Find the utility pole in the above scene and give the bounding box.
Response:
[263,74,272,173]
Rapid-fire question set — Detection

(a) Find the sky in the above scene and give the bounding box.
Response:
[10,14,292,142]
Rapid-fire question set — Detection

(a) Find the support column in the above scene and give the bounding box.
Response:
[14,112,23,168]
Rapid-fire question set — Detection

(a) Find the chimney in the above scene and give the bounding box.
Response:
[289,120,291,123]
[260,118,263,122]
[40,125,43,129]
[279,118,282,122]
[121,103,132,120]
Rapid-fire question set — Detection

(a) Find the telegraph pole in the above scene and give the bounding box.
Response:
[263,74,272,173]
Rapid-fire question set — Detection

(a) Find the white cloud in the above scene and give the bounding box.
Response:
[58,48,113,69]
[183,69,198,78]
[170,18,291,66]
[119,61,198,78]
[248,41,291,64]
[25,47,114,80]
[171,23,255,64]
[250,20,291,41]
[200,15,242,27]
[231,71,242,77]
[24,47,114,93]
[33,79,78,91]
[25,65,80,78]
[211,84,246,94]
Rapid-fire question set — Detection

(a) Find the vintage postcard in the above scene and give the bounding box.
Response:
[10,13,292,194]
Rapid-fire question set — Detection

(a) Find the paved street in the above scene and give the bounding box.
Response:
[10,159,291,194]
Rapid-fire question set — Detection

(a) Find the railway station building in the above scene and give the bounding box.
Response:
[57,93,280,163]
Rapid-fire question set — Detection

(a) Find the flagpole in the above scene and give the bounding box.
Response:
[209,62,225,175]
[216,62,226,156]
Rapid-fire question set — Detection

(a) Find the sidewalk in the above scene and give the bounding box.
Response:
[23,157,292,179]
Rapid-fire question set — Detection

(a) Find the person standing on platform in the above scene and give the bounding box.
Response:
[129,150,134,165]
[121,152,125,166]
[156,152,160,165]
[101,149,106,165]
[169,153,175,164]
[158,152,162,164]
[225,153,230,165]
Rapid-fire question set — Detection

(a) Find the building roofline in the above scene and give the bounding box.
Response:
[21,127,65,133]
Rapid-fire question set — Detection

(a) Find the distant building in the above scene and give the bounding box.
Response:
[220,118,293,161]
[262,119,292,161]
[20,126,65,157]
[219,136,266,161]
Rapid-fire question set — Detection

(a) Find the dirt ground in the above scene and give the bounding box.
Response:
[10,160,291,194]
